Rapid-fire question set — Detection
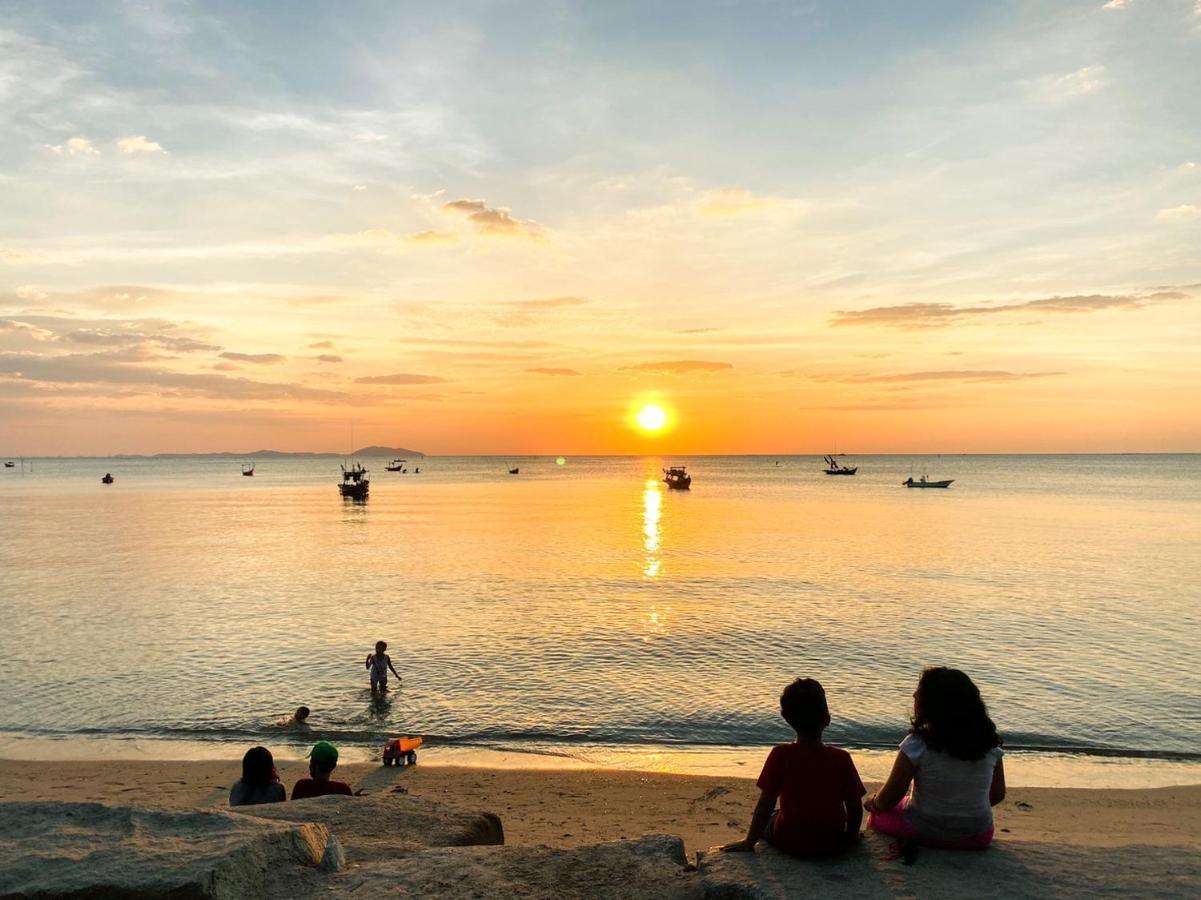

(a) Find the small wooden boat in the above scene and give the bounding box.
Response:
[508,467,520,475]
[241,463,255,476]
[339,463,369,498]
[903,476,953,489]
[823,455,857,475]
[101,473,114,484]
[663,466,691,490]
[385,458,405,472]
[4,461,14,468]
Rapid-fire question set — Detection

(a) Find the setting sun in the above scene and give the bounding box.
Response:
[636,404,669,434]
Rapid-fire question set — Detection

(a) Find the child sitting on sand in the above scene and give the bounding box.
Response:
[864,667,1005,850]
[366,640,402,692]
[229,746,285,807]
[721,678,865,856]
[291,741,354,800]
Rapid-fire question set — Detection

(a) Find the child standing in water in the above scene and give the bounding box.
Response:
[366,640,402,692]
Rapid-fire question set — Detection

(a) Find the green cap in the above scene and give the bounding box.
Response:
[307,741,339,766]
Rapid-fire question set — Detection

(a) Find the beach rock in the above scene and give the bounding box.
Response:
[234,792,504,862]
[697,833,1201,899]
[319,832,346,872]
[334,833,699,899]
[0,801,329,899]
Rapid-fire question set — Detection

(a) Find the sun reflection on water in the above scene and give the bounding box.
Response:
[642,480,662,578]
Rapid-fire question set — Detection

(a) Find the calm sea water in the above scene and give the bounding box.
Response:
[1,454,1199,767]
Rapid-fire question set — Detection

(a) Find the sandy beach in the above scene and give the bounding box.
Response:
[3,758,1200,852]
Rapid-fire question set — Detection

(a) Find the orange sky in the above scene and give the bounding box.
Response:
[2,2,1200,455]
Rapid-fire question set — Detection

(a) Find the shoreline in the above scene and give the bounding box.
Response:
[4,734,1200,790]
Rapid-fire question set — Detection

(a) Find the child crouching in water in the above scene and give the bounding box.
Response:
[722,678,865,856]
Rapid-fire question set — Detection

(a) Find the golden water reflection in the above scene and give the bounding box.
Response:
[642,479,662,578]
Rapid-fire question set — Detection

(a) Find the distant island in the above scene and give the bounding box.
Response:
[349,446,425,458]
[110,446,425,459]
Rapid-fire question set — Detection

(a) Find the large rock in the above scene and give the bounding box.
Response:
[0,801,330,900]
[333,834,699,900]
[235,792,503,861]
[698,833,1201,899]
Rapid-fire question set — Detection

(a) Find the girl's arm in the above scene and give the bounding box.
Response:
[388,657,402,680]
[365,655,372,670]
[989,757,1006,806]
[864,751,915,813]
[720,789,776,852]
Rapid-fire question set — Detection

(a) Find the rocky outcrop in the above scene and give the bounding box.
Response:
[697,834,1201,899]
[0,801,331,899]
[235,791,504,861]
[333,834,699,900]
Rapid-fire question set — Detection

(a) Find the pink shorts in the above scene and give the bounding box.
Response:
[868,798,994,851]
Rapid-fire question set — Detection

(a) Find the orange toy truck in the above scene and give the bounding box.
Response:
[382,736,423,766]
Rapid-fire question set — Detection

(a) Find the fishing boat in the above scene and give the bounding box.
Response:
[385,458,405,472]
[823,455,857,475]
[101,473,114,484]
[339,463,369,498]
[903,475,953,489]
[508,466,520,475]
[241,463,255,477]
[663,466,692,490]
[3,461,13,468]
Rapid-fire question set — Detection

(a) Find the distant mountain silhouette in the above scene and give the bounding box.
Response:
[352,445,425,458]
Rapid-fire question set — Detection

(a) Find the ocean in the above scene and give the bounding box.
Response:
[1,454,1199,781]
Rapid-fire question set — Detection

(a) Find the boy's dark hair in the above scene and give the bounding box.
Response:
[911,667,1001,761]
[295,706,310,720]
[780,678,829,738]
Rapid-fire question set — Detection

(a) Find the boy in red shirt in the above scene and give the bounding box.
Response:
[722,678,865,856]
[291,741,354,800]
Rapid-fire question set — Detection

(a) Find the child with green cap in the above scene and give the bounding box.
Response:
[291,741,354,800]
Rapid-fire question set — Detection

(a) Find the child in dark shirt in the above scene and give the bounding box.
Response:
[291,741,353,800]
[722,678,865,856]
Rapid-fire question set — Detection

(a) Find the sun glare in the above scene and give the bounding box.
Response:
[636,404,669,433]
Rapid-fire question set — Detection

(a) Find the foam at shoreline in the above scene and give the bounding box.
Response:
[5,733,1199,789]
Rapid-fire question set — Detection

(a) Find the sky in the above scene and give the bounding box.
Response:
[1,0,1199,455]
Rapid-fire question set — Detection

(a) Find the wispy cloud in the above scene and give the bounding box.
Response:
[800,369,1063,384]
[527,367,582,376]
[315,354,342,363]
[500,296,588,309]
[405,229,459,244]
[1156,204,1201,222]
[325,228,459,250]
[219,351,286,364]
[831,291,1186,328]
[354,372,447,384]
[441,198,544,238]
[117,135,166,154]
[46,136,99,156]
[1037,64,1107,100]
[0,319,55,341]
[691,187,791,218]
[0,352,345,402]
[622,360,734,374]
